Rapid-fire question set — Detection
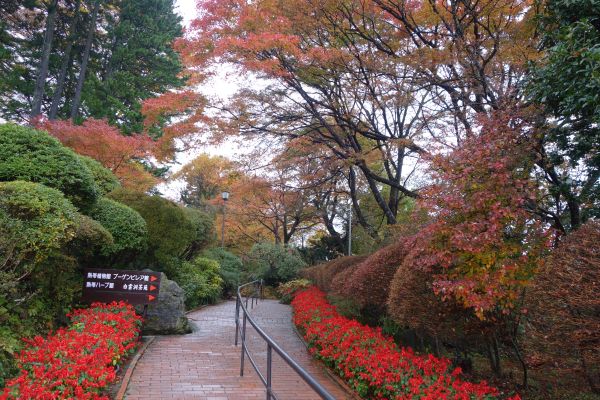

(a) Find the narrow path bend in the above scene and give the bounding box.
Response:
[124,300,351,400]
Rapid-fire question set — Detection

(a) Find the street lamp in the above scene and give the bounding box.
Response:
[221,191,229,248]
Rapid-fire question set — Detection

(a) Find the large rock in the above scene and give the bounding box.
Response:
[137,271,191,335]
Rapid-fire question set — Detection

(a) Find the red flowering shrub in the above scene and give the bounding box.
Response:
[1,301,142,400]
[342,240,410,313]
[292,287,519,399]
[301,255,366,292]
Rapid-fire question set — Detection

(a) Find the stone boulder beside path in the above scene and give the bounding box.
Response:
[136,270,191,335]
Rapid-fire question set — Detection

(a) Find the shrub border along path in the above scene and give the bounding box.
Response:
[292,287,521,400]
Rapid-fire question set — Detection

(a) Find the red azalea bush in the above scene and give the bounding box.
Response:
[292,287,518,399]
[1,301,142,400]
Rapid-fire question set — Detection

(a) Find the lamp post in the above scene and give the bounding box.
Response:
[221,191,229,248]
[347,202,352,256]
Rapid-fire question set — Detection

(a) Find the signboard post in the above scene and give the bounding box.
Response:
[82,269,161,310]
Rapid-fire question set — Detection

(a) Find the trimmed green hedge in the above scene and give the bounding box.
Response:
[108,189,197,270]
[89,198,147,258]
[77,155,120,196]
[0,181,81,383]
[0,124,99,210]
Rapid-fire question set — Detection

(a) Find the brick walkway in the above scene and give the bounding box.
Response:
[124,300,352,400]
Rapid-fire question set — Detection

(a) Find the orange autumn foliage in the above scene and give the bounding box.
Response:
[37,118,158,191]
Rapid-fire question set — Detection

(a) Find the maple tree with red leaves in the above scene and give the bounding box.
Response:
[36,118,158,191]
[411,108,550,319]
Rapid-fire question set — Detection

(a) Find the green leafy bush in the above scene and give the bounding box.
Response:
[201,248,243,296]
[181,207,215,259]
[277,278,311,304]
[108,189,196,271]
[246,243,306,286]
[67,214,115,263]
[0,181,80,384]
[89,198,147,259]
[0,124,99,210]
[77,155,120,195]
[175,257,223,308]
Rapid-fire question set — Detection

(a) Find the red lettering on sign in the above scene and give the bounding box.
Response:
[148,295,156,302]
[150,276,158,282]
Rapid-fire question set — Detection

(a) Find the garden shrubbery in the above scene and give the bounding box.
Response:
[77,155,121,196]
[0,124,99,210]
[175,257,223,308]
[342,240,410,315]
[108,189,198,271]
[301,255,366,292]
[526,221,600,392]
[0,181,81,380]
[89,198,148,260]
[1,301,141,399]
[292,287,513,399]
[201,248,243,296]
[246,242,306,286]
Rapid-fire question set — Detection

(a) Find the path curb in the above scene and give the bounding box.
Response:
[115,336,156,400]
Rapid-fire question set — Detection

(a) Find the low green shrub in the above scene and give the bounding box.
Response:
[0,181,80,384]
[89,197,147,260]
[277,279,311,304]
[175,257,223,309]
[108,189,197,269]
[246,243,306,286]
[201,248,243,296]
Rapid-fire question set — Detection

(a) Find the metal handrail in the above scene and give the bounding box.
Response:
[235,280,336,400]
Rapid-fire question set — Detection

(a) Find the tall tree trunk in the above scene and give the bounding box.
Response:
[70,0,100,121]
[357,162,398,224]
[30,0,59,120]
[49,0,82,120]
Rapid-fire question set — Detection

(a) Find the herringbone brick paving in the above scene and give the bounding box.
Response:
[124,300,351,399]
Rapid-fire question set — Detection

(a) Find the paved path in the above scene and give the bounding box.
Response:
[124,300,351,400]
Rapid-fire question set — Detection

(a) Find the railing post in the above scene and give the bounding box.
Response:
[234,295,240,346]
[240,312,247,377]
[266,344,272,400]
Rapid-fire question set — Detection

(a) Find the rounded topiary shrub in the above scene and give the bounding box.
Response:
[0,181,81,379]
[301,255,367,293]
[89,198,148,258]
[77,155,120,196]
[525,221,600,393]
[67,214,115,262]
[0,123,99,209]
[108,189,196,268]
[181,207,215,259]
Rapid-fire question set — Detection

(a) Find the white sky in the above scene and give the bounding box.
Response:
[159,0,250,199]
